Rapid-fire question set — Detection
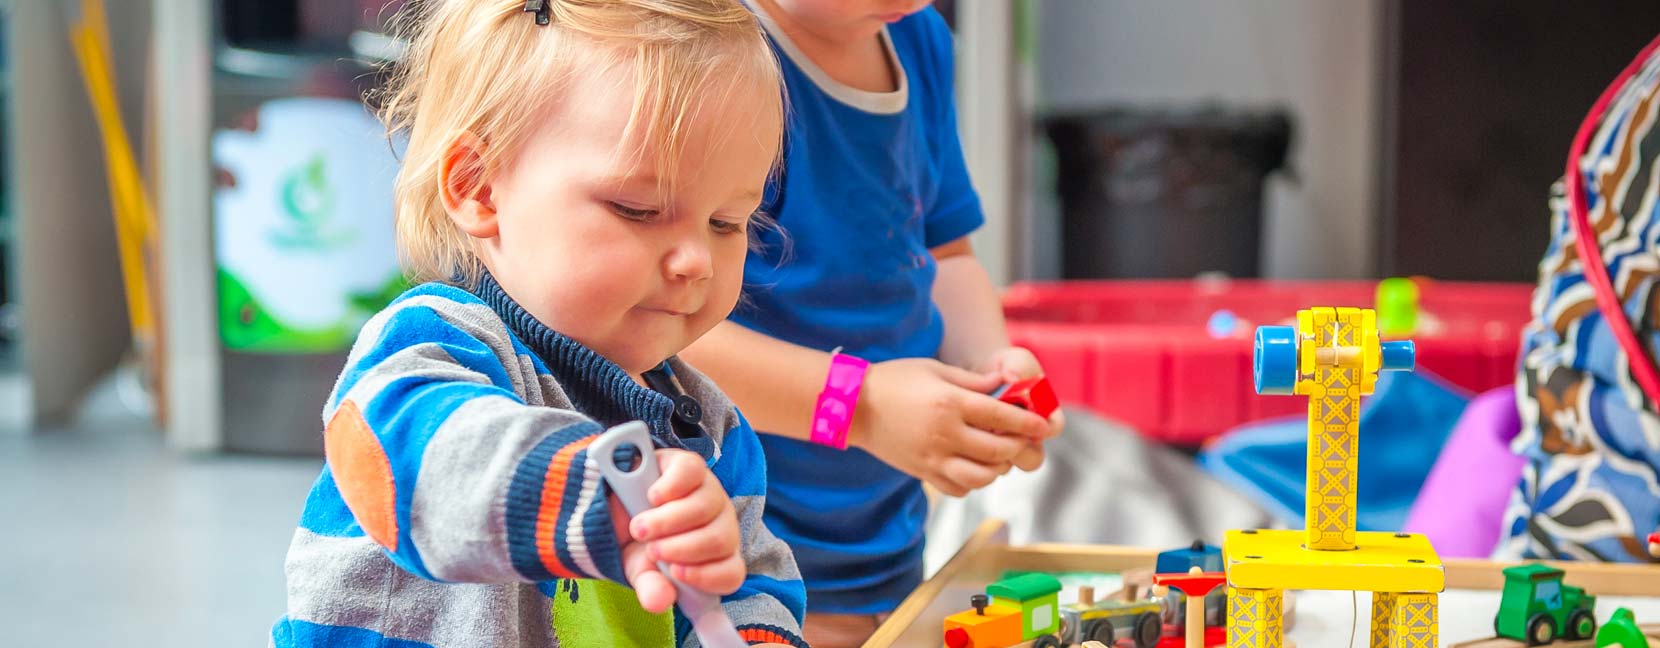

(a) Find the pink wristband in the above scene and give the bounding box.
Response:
[810,350,868,450]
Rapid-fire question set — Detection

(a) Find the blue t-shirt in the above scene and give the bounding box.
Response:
[732,7,984,613]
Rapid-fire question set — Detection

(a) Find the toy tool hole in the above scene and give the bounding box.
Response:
[611,443,643,473]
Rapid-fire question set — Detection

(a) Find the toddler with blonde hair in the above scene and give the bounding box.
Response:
[271,1,805,646]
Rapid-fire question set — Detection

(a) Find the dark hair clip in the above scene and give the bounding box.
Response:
[524,0,550,26]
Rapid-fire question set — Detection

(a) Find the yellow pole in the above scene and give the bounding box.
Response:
[67,0,159,350]
[1186,592,1204,648]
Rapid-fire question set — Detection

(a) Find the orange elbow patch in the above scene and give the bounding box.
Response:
[325,400,399,551]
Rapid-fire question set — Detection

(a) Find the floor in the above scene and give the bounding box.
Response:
[0,355,323,647]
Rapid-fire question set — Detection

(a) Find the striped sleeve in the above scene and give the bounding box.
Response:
[318,289,626,584]
[678,412,808,648]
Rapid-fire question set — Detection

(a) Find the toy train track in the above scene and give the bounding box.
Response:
[1448,623,1660,647]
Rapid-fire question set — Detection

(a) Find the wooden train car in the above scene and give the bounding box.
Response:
[943,573,1162,648]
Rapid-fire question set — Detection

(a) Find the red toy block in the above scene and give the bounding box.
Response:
[995,376,1059,419]
[1156,627,1226,648]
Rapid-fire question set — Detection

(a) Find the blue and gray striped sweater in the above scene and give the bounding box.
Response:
[272,275,807,647]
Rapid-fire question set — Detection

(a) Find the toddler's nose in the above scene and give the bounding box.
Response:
[665,239,713,282]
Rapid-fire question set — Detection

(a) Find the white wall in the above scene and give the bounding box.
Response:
[1031,0,1382,279]
[957,2,1018,286]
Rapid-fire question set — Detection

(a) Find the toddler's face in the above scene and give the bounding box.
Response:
[770,0,933,32]
[476,65,780,376]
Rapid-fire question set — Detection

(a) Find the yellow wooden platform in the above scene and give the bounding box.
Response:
[1224,529,1444,593]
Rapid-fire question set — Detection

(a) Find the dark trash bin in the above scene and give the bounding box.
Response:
[1046,107,1292,279]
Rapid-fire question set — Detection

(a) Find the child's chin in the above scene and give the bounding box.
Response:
[612,341,679,374]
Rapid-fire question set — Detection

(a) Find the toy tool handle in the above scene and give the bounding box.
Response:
[590,422,746,648]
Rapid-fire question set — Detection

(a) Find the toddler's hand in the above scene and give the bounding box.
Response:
[849,358,1055,497]
[610,449,742,613]
[977,346,1066,472]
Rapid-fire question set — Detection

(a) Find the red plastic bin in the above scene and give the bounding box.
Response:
[1002,279,1535,446]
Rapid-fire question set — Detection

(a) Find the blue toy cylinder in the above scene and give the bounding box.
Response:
[1254,326,1298,395]
[1381,340,1415,372]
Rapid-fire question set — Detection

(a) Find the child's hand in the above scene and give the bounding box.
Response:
[849,358,1056,497]
[610,449,743,613]
[976,346,1067,472]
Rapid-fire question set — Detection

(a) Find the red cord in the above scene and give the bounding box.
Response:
[1565,33,1660,407]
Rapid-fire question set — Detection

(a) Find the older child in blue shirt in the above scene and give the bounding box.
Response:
[681,2,1063,645]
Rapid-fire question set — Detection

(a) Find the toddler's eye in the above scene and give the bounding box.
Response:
[607,201,658,221]
[710,218,745,235]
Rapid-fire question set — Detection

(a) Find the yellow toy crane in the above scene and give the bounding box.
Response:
[1226,307,1438,648]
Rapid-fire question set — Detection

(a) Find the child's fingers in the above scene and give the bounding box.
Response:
[980,347,1041,380]
[937,455,1010,494]
[1044,409,1066,441]
[647,515,740,566]
[952,426,1027,465]
[1004,351,1043,378]
[932,362,1003,393]
[930,469,993,499]
[1011,442,1046,472]
[666,552,746,596]
[631,488,728,542]
[928,474,971,498]
[646,450,706,507]
[623,541,676,613]
[961,394,1049,440]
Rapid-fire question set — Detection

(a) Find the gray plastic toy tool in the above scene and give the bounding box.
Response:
[590,421,745,648]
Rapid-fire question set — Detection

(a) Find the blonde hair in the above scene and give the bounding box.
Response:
[379,0,784,286]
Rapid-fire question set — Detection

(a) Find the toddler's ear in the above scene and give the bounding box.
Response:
[440,131,499,239]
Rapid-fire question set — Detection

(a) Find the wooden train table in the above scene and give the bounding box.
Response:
[867,521,1660,648]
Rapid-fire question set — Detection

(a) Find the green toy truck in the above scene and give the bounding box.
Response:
[1495,564,1597,645]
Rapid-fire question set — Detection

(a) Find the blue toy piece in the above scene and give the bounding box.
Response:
[1156,540,1223,575]
[1253,325,1298,396]
[1155,540,1228,635]
[1207,309,1240,339]
[1381,340,1415,372]
[1252,326,1415,397]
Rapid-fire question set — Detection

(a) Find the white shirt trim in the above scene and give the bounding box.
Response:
[750,3,909,115]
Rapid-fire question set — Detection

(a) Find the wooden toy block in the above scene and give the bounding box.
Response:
[1223,529,1444,593]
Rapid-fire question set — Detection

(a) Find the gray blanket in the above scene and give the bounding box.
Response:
[925,407,1274,572]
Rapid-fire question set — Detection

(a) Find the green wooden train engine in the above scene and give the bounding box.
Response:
[944,573,1162,648]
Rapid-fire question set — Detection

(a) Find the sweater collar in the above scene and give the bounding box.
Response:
[468,273,712,455]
